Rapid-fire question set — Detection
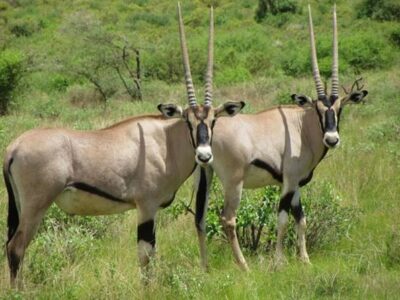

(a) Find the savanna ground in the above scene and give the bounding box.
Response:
[0,0,400,299]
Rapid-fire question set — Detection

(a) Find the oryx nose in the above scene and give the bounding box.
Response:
[195,145,213,164]
[326,138,339,147]
[197,152,212,163]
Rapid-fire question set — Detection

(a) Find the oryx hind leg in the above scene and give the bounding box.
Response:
[220,180,249,271]
[7,203,50,288]
[194,166,213,270]
[6,159,66,287]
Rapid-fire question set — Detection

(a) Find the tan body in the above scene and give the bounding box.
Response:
[6,116,194,214]
[213,106,326,189]
[4,115,196,286]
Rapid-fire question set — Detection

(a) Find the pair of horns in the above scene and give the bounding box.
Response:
[178,2,214,107]
[308,4,339,103]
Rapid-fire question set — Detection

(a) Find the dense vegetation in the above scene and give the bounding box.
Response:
[0,0,399,298]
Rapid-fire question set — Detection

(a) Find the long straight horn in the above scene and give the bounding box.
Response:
[177,2,197,107]
[308,5,325,100]
[330,4,339,101]
[204,6,214,107]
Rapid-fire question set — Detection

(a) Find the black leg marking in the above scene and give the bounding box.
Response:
[291,201,304,223]
[251,159,283,183]
[278,192,294,213]
[138,220,155,247]
[67,182,125,203]
[195,168,207,231]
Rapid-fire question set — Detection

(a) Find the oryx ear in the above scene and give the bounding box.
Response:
[292,94,313,106]
[157,104,183,118]
[343,90,368,105]
[215,101,245,117]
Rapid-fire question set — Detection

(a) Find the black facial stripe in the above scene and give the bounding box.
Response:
[325,109,336,132]
[195,167,207,231]
[137,219,155,247]
[278,192,294,213]
[251,159,283,183]
[186,120,196,148]
[66,182,124,203]
[197,122,209,145]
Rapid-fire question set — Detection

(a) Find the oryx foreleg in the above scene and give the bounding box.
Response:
[276,185,310,264]
[220,181,249,271]
[194,166,213,270]
[137,207,157,269]
[290,189,310,263]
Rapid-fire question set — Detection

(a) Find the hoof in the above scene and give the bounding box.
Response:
[299,255,311,265]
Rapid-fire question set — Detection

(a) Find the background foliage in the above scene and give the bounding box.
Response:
[0,0,400,298]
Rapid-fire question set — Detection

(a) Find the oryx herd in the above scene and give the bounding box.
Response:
[3,4,367,286]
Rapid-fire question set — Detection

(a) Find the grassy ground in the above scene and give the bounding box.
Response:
[1,68,400,299]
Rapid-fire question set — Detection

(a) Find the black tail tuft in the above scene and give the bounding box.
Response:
[3,159,19,244]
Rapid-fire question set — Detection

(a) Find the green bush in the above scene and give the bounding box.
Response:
[0,50,24,114]
[206,180,358,253]
[255,0,298,23]
[390,27,400,47]
[357,0,400,21]
[50,73,70,92]
[281,30,392,77]
[340,31,393,71]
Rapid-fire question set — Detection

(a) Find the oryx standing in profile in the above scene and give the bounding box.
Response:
[194,5,368,270]
[3,4,245,286]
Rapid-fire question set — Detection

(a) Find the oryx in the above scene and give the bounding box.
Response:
[3,4,245,286]
[194,5,368,270]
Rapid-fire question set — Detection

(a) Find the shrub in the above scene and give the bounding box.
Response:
[357,0,400,21]
[206,180,358,253]
[340,31,393,71]
[281,30,392,77]
[50,73,70,92]
[390,27,400,47]
[0,50,24,114]
[255,0,298,23]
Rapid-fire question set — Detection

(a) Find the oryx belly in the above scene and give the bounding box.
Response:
[243,159,282,188]
[55,186,135,216]
[243,164,281,188]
